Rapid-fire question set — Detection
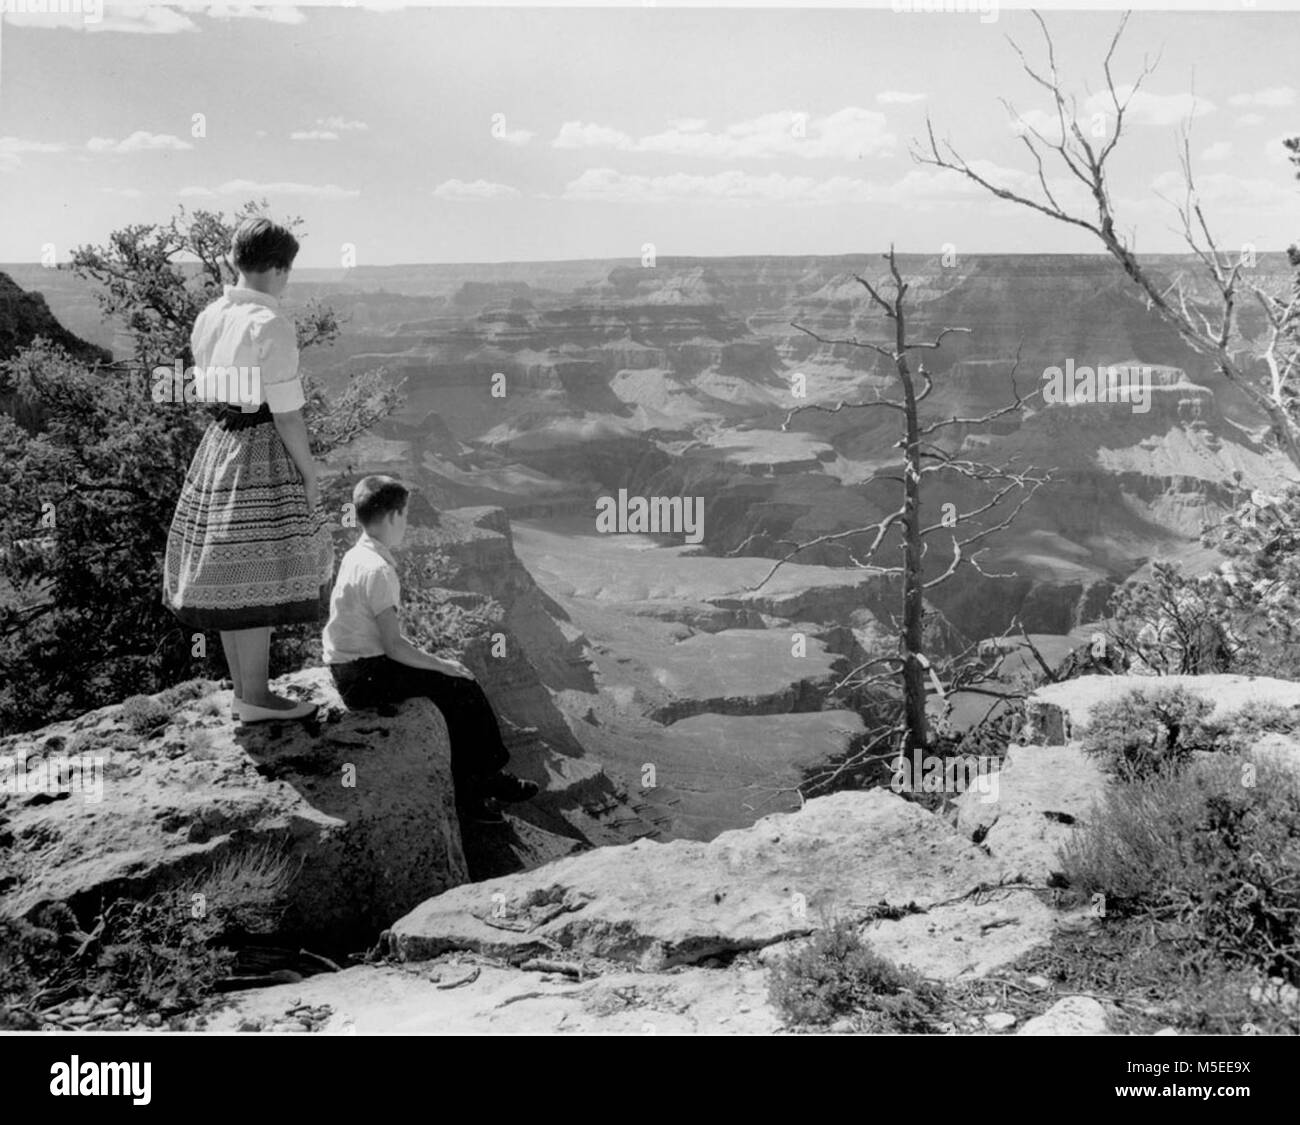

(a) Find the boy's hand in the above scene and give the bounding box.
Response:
[435,656,473,679]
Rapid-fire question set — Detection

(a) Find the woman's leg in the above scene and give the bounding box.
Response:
[233,626,297,708]
[219,631,244,700]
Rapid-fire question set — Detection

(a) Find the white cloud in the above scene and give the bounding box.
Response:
[1236,113,1266,128]
[1087,87,1215,127]
[552,108,895,161]
[100,186,144,198]
[204,5,305,23]
[558,168,870,206]
[1139,169,1298,213]
[1012,88,1214,141]
[554,122,636,150]
[317,117,368,133]
[89,6,199,34]
[86,131,192,153]
[553,160,1063,210]
[0,136,67,173]
[1201,141,1233,162]
[432,179,522,201]
[1266,133,1299,166]
[876,91,926,105]
[180,178,359,199]
[1227,86,1296,109]
[5,3,305,33]
[290,118,368,142]
[495,126,535,146]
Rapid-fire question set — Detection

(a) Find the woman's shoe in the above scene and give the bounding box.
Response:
[235,698,317,724]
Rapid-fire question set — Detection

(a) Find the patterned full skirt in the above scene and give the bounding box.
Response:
[162,405,334,630]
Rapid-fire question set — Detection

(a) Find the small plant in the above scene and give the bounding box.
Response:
[1191,699,1300,755]
[1082,685,1214,780]
[155,678,214,712]
[118,694,172,737]
[1060,754,1300,985]
[180,842,299,937]
[767,917,941,1030]
[0,844,299,1024]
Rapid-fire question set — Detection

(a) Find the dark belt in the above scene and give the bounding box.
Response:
[212,402,273,430]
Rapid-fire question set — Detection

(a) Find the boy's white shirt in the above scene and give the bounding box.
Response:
[321,532,401,664]
[190,285,305,413]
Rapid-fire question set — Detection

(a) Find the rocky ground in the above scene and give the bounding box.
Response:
[7,661,1299,1034]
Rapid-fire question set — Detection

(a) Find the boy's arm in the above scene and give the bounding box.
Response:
[374,608,472,678]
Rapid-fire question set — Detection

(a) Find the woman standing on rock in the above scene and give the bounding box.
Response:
[162,217,333,723]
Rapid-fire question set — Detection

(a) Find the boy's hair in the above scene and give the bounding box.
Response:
[353,475,410,527]
[231,216,300,274]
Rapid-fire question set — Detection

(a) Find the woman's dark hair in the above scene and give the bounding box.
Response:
[353,475,410,527]
[231,216,300,274]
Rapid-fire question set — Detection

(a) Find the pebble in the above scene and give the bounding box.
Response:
[983,1012,1017,1031]
[1249,980,1299,1011]
[1025,975,1050,990]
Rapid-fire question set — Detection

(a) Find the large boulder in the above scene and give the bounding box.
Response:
[389,788,1019,969]
[0,669,469,949]
[955,744,1107,883]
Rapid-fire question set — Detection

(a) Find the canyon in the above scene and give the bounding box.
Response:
[3,253,1295,843]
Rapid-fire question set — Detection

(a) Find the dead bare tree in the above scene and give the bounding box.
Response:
[731,247,1048,760]
[915,9,1300,476]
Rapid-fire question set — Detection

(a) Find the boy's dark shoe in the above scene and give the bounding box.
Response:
[458,798,507,826]
[478,772,540,804]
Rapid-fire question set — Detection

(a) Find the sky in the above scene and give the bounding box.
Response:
[1,1,1297,266]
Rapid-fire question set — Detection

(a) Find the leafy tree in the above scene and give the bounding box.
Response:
[1103,560,1236,675]
[0,201,401,734]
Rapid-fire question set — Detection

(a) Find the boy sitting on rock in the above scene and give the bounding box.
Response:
[322,475,538,824]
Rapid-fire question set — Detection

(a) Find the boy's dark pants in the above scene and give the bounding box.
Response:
[330,655,510,799]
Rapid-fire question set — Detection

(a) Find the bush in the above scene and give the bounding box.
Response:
[1191,699,1300,755]
[767,918,941,1030]
[1060,754,1300,984]
[118,694,172,736]
[0,844,297,1024]
[1082,685,1214,780]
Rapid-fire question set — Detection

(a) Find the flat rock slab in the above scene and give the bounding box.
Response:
[861,889,1057,981]
[1029,675,1300,745]
[389,789,1007,969]
[955,744,1107,883]
[203,961,782,1036]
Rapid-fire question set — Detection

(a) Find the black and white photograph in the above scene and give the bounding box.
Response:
[0,0,1295,1078]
